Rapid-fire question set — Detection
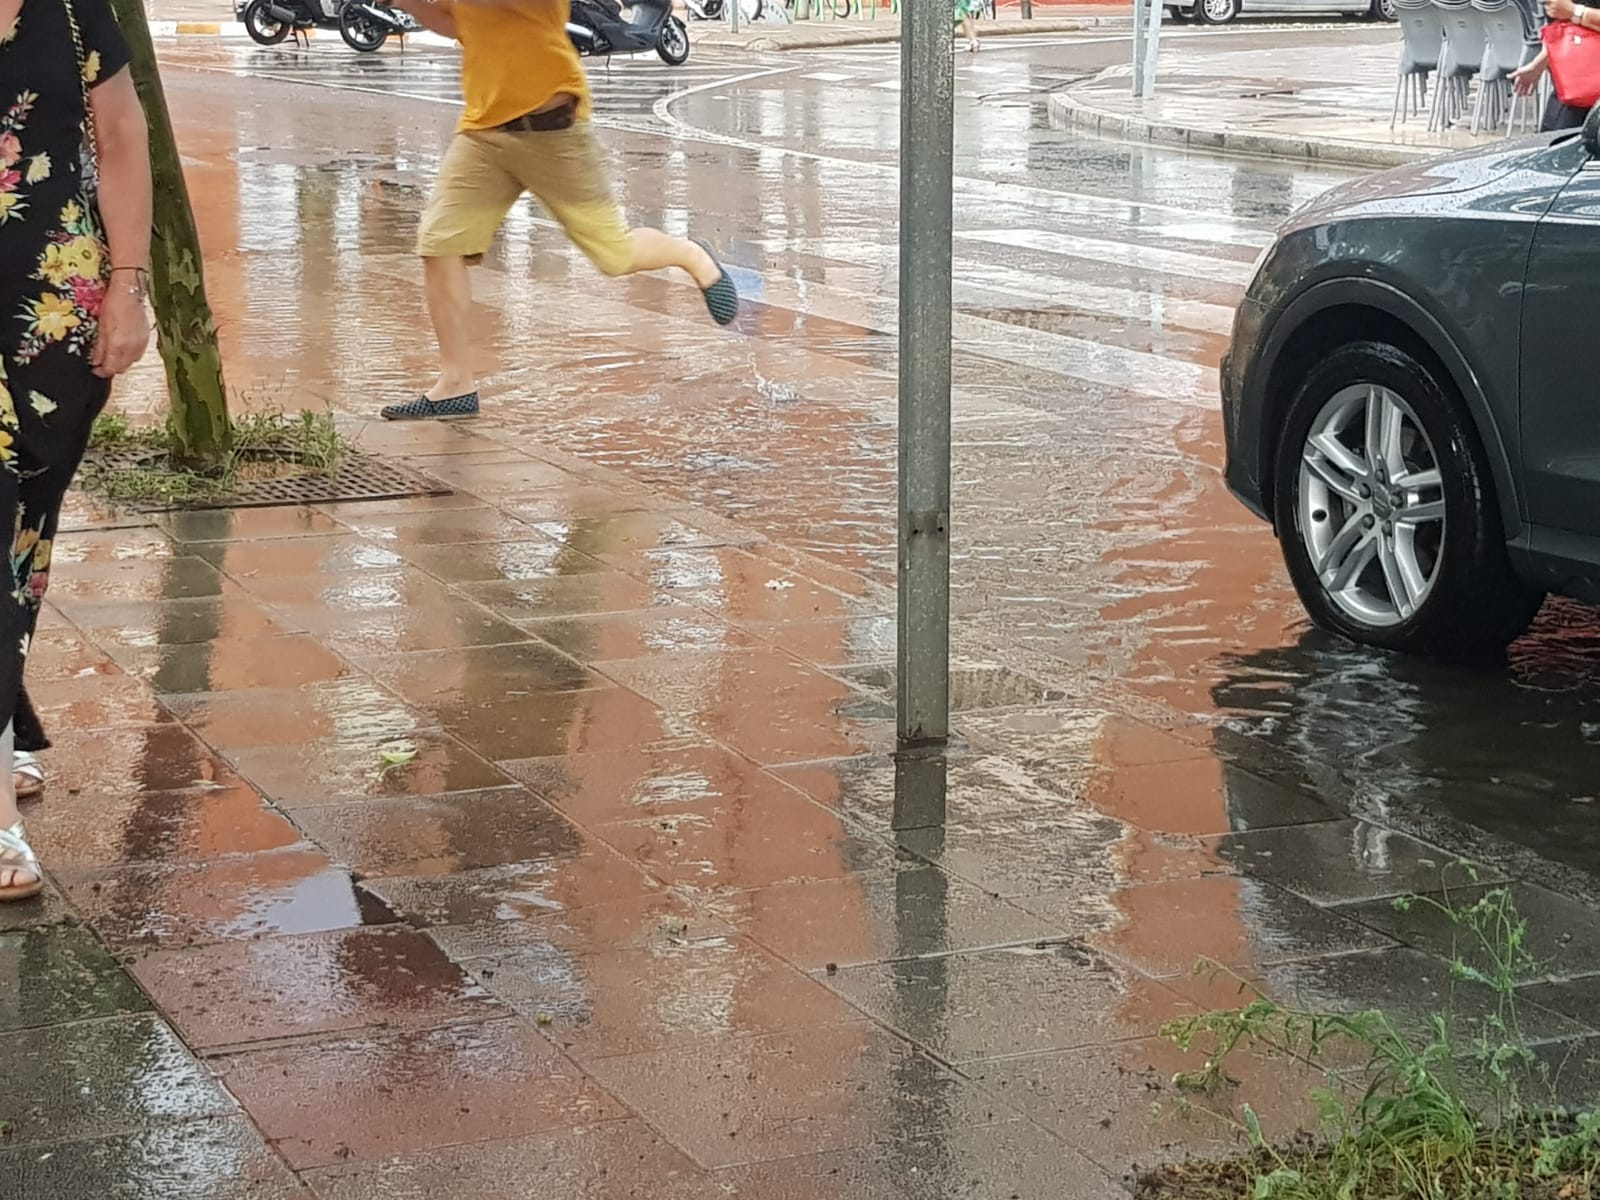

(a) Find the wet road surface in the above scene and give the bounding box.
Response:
[9,24,1600,1199]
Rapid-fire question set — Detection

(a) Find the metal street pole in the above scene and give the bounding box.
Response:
[1131,0,1161,98]
[897,0,955,745]
[730,0,739,37]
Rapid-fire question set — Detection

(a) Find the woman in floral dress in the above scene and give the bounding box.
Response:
[0,0,151,899]
[955,0,981,52]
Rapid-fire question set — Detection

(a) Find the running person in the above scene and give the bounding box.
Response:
[381,0,740,421]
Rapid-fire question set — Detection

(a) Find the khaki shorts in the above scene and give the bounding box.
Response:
[415,122,633,275]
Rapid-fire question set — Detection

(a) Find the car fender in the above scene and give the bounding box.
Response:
[1250,275,1523,539]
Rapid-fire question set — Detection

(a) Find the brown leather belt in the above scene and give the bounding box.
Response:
[493,102,578,132]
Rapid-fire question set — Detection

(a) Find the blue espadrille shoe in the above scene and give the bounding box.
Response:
[380,392,481,421]
[692,240,740,327]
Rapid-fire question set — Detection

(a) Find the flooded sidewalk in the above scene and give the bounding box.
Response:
[7,47,1600,1200]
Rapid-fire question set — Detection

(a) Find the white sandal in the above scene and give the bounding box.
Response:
[0,822,42,901]
[13,752,43,801]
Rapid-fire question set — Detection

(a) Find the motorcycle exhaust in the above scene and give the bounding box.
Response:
[264,4,298,22]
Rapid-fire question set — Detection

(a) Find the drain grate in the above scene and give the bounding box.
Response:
[79,445,452,513]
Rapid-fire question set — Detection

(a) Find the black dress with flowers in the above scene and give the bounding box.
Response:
[0,0,129,747]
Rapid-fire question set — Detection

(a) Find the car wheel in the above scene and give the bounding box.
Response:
[1369,0,1397,19]
[1273,341,1543,656]
[1194,0,1239,24]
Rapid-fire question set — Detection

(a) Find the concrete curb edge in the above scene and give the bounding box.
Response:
[1046,79,1434,170]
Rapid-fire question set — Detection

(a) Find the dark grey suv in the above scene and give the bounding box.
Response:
[1222,112,1600,656]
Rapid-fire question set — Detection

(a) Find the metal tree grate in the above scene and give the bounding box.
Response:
[80,445,452,512]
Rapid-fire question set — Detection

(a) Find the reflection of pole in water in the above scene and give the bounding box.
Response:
[885,749,954,1195]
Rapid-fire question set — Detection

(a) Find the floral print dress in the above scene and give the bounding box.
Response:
[0,0,129,747]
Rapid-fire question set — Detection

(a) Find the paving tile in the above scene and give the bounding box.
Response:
[1520,976,1600,1028]
[130,926,502,1051]
[0,1116,308,1199]
[355,641,606,714]
[164,678,424,752]
[601,648,896,766]
[333,508,538,547]
[714,1122,1126,1200]
[1207,820,1500,905]
[0,924,150,1030]
[44,723,239,795]
[59,846,387,949]
[53,528,176,565]
[1339,881,1600,986]
[1526,1035,1600,1111]
[825,941,1191,1063]
[23,672,172,729]
[306,1121,719,1200]
[525,608,759,663]
[1073,756,1342,837]
[838,661,1063,713]
[49,555,226,604]
[971,1035,1333,1182]
[0,882,77,931]
[499,744,785,827]
[1207,947,1591,1044]
[294,788,596,877]
[25,627,119,682]
[396,456,574,494]
[0,1014,233,1146]
[166,505,344,543]
[1088,875,1397,979]
[584,1022,1011,1170]
[190,533,405,579]
[396,538,608,583]
[468,934,861,1061]
[65,588,292,646]
[592,790,897,893]
[24,780,302,870]
[611,547,877,626]
[261,570,531,654]
[442,685,681,763]
[111,635,353,693]
[217,1019,625,1169]
[888,807,1130,900]
[961,710,1209,773]
[463,573,672,621]
[360,854,663,929]
[735,614,897,668]
[426,891,734,961]
[226,729,512,809]
[713,863,1059,972]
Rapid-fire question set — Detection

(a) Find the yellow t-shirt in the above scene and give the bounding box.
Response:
[446,0,592,131]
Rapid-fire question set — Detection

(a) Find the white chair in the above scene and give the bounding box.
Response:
[1473,6,1527,131]
[1431,4,1490,130]
[1394,1,1446,127]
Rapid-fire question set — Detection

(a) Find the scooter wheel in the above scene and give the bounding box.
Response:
[657,15,689,64]
[339,3,389,50]
[243,0,292,43]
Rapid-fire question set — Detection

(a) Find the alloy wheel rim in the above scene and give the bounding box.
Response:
[1201,0,1233,20]
[1298,383,1445,628]
[664,21,686,53]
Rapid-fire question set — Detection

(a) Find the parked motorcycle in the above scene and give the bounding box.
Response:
[682,0,762,21]
[237,0,342,45]
[338,0,423,51]
[567,0,689,65]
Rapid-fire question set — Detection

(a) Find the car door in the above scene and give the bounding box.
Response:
[1521,151,1600,540]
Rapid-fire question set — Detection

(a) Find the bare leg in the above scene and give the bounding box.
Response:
[422,255,477,401]
[963,16,978,50]
[625,228,721,289]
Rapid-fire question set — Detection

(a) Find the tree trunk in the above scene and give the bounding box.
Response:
[108,0,232,469]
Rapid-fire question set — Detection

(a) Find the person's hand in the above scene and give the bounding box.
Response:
[1548,0,1576,20]
[91,281,151,379]
[1512,60,1547,94]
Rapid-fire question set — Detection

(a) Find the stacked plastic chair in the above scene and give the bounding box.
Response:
[1430,0,1489,131]
[1469,0,1524,131]
[1393,0,1444,127]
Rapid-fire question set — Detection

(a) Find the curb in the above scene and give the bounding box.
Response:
[1045,81,1434,169]
[148,19,455,42]
[700,14,1128,49]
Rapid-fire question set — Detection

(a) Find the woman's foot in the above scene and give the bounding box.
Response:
[13,752,43,801]
[0,822,42,902]
[690,239,741,326]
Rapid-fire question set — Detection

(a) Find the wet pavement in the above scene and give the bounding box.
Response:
[10,25,1600,1200]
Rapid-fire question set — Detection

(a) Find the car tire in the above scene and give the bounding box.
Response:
[1194,0,1239,24]
[1368,0,1397,19]
[1272,340,1543,657]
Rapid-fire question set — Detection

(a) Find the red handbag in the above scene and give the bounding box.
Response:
[1543,20,1600,110]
